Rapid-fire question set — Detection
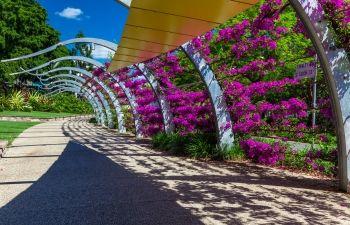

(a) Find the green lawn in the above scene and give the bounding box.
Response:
[0,121,40,145]
[0,111,77,119]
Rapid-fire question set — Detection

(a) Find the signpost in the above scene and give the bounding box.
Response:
[294,61,317,80]
[295,60,318,128]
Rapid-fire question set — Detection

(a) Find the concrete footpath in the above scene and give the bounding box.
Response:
[0,119,349,225]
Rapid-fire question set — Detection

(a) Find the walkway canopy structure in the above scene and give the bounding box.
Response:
[1,0,349,193]
[110,0,259,71]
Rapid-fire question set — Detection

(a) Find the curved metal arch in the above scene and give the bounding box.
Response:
[10,56,104,76]
[1,38,117,63]
[57,87,100,122]
[42,67,142,137]
[45,79,112,128]
[48,84,104,125]
[15,55,126,132]
[45,80,107,126]
[39,74,86,84]
[136,63,175,134]
[29,66,125,132]
[51,83,106,126]
[289,0,350,192]
[4,43,169,135]
[80,86,107,127]
[58,87,101,123]
[21,62,126,133]
[12,54,171,135]
[44,79,84,90]
[109,72,143,138]
[181,43,234,150]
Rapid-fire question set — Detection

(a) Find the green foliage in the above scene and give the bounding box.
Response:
[28,91,44,110]
[48,93,93,114]
[9,91,26,111]
[22,105,33,112]
[152,132,246,160]
[151,132,169,149]
[185,133,217,159]
[0,0,69,92]
[152,132,337,176]
[0,91,93,114]
[0,111,76,118]
[152,132,189,155]
[122,105,135,133]
[314,159,336,176]
[70,31,94,70]
[282,143,337,176]
[223,145,246,161]
[0,96,8,111]
[0,120,40,144]
[153,132,227,159]
[283,148,309,169]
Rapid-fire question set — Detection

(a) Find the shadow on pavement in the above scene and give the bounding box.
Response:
[0,141,203,225]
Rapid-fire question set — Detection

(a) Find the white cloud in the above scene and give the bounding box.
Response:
[118,0,132,7]
[56,7,84,20]
[92,45,114,59]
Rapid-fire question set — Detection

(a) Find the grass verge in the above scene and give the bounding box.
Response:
[0,121,41,145]
[0,111,77,119]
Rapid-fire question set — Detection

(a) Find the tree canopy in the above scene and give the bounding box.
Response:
[0,0,69,92]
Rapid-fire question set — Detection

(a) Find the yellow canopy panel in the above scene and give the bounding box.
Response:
[109,0,259,72]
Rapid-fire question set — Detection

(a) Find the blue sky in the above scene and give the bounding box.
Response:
[37,0,129,58]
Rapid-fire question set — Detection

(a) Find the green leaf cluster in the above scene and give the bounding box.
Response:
[0,0,69,92]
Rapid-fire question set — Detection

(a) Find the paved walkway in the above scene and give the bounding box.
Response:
[0,119,349,225]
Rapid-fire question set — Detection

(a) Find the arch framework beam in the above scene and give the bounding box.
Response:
[18,62,126,133]
[37,66,124,131]
[181,42,234,150]
[48,84,104,125]
[109,72,144,138]
[136,63,175,134]
[1,38,117,63]
[47,80,107,126]
[47,78,111,128]
[289,0,350,192]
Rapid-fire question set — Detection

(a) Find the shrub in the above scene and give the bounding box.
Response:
[49,93,93,114]
[152,132,170,150]
[240,139,286,165]
[166,133,189,155]
[152,132,189,154]
[28,91,45,111]
[282,143,337,176]
[0,96,8,111]
[22,105,33,112]
[223,144,246,161]
[185,133,216,159]
[153,132,220,158]
[283,148,309,169]
[9,91,25,111]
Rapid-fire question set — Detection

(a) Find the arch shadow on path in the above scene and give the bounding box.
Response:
[0,141,204,225]
[62,119,350,224]
[0,118,349,224]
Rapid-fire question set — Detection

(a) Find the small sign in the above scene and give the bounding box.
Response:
[295,61,317,80]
